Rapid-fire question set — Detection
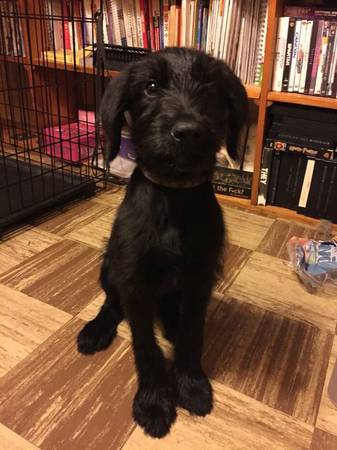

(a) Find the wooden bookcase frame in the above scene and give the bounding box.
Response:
[2,0,337,227]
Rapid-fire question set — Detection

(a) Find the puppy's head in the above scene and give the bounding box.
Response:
[100,48,248,182]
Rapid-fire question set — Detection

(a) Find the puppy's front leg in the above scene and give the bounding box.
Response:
[126,295,176,438]
[173,280,213,417]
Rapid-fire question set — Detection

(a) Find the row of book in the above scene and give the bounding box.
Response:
[44,0,95,54]
[39,0,268,85]
[258,104,337,223]
[272,5,337,97]
[100,0,268,86]
[0,1,25,57]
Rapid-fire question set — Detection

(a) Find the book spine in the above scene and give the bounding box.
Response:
[153,0,160,50]
[299,20,313,93]
[61,0,72,50]
[322,22,336,96]
[288,20,302,92]
[316,164,329,214]
[294,20,308,92]
[201,6,209,51]
[117,0,128,46]
[105,0,114,44]
[267,151,281,205]
[272,17,290,92]
[270,130,335,148]
[212,183,251,199]
[314,21,329,95]
[331,43,337,97]
[304,20,319,94]
[309,20,324,95]
[148,0,155,49]
[135,0,144,47]
[130,0,139,46]
[197,0,203,50]
[180,0,186,46]
[176,5,182,47]
[111,0,122,45]
[292,156,306,208]
[323,165,337,216]
[205,0,214,53]
[44,0,54,52]
[257,146,274,206]
[163,0,169,47]
[282,18,296,91]
[140,0,149,48]
[298,159,315,209]
[159,0,163,48]
[327,22,337,96]
[122,0,133,46]
[284,6,337,19]
[266,138,335,161]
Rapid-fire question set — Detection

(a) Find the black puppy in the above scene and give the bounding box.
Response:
[77,47,247,438]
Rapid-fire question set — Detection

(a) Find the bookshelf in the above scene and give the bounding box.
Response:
[267,91,337,109]
[1,0,337,227]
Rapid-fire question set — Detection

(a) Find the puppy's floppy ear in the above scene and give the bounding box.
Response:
[100,70,130,162]
[219,64,248,160]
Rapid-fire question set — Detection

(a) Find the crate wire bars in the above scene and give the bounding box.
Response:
[0,0,106,231]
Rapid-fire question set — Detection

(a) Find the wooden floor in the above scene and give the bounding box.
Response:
[0,186,337,450]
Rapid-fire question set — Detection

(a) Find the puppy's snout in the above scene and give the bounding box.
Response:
[170,121,201,143]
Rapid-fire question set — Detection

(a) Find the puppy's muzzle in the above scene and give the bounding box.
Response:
[170,120,202,145]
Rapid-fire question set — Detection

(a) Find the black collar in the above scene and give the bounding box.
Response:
[141,169,208,189]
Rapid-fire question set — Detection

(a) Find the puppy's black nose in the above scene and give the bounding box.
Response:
[171,121,201,143]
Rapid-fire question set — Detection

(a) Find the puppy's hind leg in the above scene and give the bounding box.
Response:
[77,281,124,355]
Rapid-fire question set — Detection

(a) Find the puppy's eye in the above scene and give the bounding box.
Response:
[145,79,158,97]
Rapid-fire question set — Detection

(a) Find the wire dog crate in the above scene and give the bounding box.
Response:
[0,0,107,231]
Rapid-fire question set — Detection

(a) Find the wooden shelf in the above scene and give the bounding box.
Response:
[216,194,337,231]
[245,85,261,99]
[267,91,337,110]
[0,55,27,64]
[31,57,119,77]
[30,57,261,98]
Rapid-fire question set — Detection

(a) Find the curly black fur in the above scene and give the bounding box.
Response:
[77,47,247,438]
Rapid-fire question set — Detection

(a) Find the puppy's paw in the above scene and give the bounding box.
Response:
[173,367,213,416]
[77,319,117,355]
[133,386,177,438]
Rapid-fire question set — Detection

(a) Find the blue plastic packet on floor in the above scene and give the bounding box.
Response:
[287,236,337,290]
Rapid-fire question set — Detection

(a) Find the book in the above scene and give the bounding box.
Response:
[266,138,335,161]
[212,166,252,199]
[298,158,315,210]
[253,0,268,86]
[304,20,319,94]
[135,0,144,47]
[257,146,273,206]
[274,152,302,210]
[283,6,337,20]
[269,102,337,124]
[267,151,281,205]
[309,20,324,95]
[272,17,290,92]
[327,22,337,96]
[294,20,308,92]
[282,17,296,91]
[288,20,302,92]
[299,20,313,93]
[321,21,336,96]
[314,21,329,95]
